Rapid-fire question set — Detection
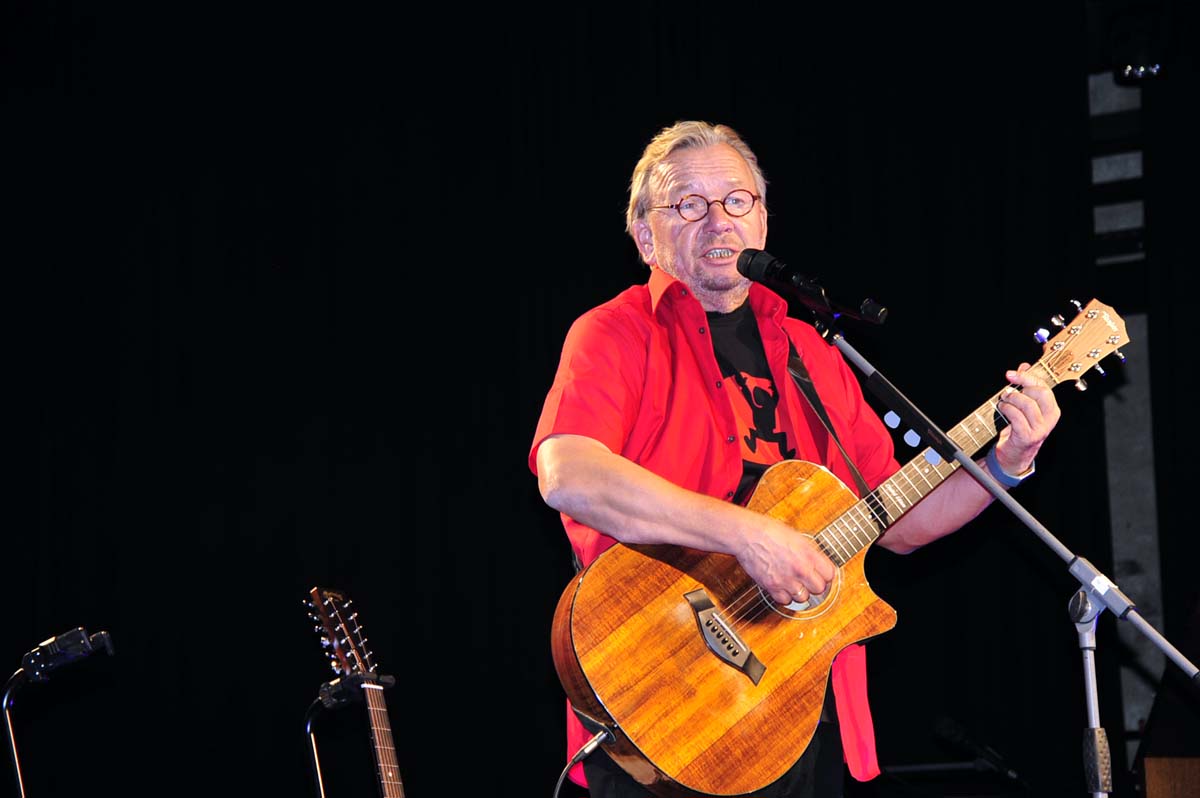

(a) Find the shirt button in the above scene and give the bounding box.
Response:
[699,326,706,334]
[715,380,722,388]
[726,491,734,498]
[726,436,735,443]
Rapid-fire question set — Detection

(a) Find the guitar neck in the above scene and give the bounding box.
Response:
[816,360,1058,565]
[363,682,406,798]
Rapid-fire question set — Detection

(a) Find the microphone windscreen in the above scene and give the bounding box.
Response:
[736,248,772,280]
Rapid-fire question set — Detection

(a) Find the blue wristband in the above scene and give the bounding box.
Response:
[985,445,1034,487]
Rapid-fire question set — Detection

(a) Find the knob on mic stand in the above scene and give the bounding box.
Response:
[4,627,115,798]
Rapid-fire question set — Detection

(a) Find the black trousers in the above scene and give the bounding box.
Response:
[581,721,845,798]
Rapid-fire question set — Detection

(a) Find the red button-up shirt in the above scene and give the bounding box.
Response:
[530,267,901,785]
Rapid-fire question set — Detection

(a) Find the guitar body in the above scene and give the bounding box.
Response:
[551,460,898,797]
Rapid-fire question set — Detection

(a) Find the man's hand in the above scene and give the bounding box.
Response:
[993,362,1061,475]
[737,519,837,605]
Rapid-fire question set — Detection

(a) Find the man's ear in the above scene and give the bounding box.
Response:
[633,219,656,265]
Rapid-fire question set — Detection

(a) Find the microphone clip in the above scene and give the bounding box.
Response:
[736,248,887,327]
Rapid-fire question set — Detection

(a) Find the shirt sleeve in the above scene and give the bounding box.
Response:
[528,307,647,475]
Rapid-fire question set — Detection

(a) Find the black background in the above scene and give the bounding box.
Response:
[8,2,1199,797]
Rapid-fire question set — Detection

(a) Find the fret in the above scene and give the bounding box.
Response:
[364,664,405,797]
[817,386,1017,562]
[823,527,852,563]
[811,300,1119,564]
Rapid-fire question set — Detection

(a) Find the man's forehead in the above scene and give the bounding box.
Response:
[652,145,752,193]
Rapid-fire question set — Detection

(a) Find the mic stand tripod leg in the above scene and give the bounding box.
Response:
[1070,589,1113,798]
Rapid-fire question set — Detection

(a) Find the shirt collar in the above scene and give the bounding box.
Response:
[648,266,789,318]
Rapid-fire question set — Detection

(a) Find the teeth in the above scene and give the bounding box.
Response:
[706,248,734,259]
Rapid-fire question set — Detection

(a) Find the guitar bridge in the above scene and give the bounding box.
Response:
[684,589,765,685]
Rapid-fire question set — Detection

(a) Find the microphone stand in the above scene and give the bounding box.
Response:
[809,311,1199,798]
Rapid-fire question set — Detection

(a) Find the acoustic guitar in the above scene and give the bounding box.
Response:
[306,586,406,798]
[550,299,1127,796]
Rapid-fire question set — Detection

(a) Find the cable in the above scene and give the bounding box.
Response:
[551,728,612,798]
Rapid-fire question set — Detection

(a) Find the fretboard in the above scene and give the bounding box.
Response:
[813,361,1056,566]
[364,682,406,798]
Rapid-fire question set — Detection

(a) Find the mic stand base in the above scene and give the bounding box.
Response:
[1071,590,1114,797]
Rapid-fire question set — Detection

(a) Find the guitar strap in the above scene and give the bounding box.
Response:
[786,340,873,501]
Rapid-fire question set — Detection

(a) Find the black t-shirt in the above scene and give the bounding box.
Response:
[708,302,796,505]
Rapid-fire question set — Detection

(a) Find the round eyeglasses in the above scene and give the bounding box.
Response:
[650,189,760,222]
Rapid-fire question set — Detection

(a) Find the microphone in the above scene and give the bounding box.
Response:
[21,627,115,683]
[736,248,887,325]
[934,715,1026,786]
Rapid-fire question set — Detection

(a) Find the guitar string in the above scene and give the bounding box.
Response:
[365,682,406,795]
[715,374,1039,636]
[702,322,1081,632]
[722,404,973,628]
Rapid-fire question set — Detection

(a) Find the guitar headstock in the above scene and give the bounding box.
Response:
[305,586,378,678]
[1033,298,1128,391]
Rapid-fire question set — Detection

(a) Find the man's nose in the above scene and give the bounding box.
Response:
[701,200,735,229]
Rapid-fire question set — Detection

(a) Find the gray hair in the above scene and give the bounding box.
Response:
[625,120,768,238]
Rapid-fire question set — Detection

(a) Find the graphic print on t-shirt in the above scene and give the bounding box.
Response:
[726,371,795,464]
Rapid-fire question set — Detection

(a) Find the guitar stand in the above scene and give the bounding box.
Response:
[304,673,396,798]
[3,628,115,798]
[814,312,1200,797]
[3,669,29,798]
[305,698,330,798]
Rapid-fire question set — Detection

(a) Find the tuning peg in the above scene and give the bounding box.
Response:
[1094,364,1107,377]
[1075,378,1088,392]
[1114,349,1126,363]
[1049,315,1065,328]
[330,661,341,674]
[1034,327,1050,343]
[313,624,324,634]
[319,636,331,648]
[1070,299,1083,311]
